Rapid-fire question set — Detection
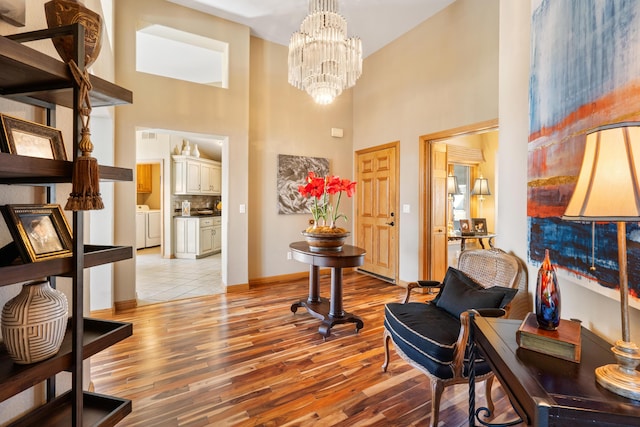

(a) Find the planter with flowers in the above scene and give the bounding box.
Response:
[298,172,357,252]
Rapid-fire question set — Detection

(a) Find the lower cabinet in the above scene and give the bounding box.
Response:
[213,217,222,253]
[175,216,221,259]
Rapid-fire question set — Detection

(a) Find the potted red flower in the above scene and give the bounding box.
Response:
[298,172,357,250]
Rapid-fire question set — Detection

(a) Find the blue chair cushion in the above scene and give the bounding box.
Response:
[384,302,492,379]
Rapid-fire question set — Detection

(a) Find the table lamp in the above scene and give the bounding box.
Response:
[562,122,640,400]
[471,174,491,218]
[447,174,460,234]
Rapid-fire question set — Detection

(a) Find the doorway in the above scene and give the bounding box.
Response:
[135,128,226,304]
[419,119,498,280]
[355,142,399,282]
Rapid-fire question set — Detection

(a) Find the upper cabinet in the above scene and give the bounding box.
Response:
[137,164,152,193]
[173,155,221,195]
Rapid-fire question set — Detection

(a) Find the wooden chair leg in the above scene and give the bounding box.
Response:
[382,330,391,372]
[430,379,444,427]
[485,374,495,416]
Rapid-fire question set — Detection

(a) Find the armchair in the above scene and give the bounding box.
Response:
[382,248,524,427]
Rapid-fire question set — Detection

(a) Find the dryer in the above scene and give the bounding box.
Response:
[136,205,161,248]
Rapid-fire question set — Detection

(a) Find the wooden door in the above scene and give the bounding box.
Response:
[430,143,449,280]
[356,143,398,281]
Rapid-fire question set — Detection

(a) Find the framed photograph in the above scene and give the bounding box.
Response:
[472,218,487,235]
[0,114,67,160]
[1,204,73,262]
[460,219,473,236]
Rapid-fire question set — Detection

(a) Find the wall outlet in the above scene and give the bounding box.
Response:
[287,251,292,260]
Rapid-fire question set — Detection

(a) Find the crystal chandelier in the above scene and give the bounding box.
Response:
[288,0,363,105]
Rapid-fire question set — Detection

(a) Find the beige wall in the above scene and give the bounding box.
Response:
[113,0,251,297]
[248,37,355,279]
[353,0,500,281]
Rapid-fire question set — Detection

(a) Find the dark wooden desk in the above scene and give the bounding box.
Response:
[470,316,640,426]
[289,241,365,338]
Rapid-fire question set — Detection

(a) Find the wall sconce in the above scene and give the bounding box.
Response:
[447,174,460,234]
[471,175,491,217]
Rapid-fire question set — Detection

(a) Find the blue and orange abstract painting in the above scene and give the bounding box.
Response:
[528,0,640,307]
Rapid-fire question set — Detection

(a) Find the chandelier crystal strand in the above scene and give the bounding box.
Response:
[288,0,363,105]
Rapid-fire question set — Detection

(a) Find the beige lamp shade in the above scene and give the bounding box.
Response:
[471,177,491,196]
[447,175,460,196]
[563,122,640,221]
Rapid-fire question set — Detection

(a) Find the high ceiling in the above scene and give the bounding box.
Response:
[150,0,456,160]
[168,0,456,58]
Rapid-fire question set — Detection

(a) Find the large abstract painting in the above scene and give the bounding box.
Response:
[277,154,329,215]
[528,0,640,307]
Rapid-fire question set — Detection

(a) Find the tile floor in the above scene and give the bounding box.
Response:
[135,247,224,306]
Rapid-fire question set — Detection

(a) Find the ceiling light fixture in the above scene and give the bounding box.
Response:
[288,0,363,105]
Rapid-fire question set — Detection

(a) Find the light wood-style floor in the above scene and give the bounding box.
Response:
[91,272,522,426]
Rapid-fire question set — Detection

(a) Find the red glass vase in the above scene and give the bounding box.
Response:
[535,249,561,330]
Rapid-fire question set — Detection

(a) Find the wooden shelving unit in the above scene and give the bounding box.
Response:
[0,24,134,426]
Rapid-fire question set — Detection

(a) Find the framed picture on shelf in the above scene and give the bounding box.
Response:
[472,218,488,235]
[0,204,73,262]
[0,114,67,160]
[460,219,474,236]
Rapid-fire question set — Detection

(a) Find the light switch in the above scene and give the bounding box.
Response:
[403,204,411,214]
[239,204,246,213]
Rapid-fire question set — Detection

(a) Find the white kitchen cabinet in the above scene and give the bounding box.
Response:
[186,160,201,193]
[200,162,216,194]
[173,155,221,195]
[199,224,214,254]
[175,216,220,259]
[175,217,198,258]
[213,217,222,253]
[173,158,187,194]
[211,163,221,194]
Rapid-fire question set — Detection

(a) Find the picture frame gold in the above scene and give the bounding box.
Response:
[0,114,67,160]
[0,204,73,262]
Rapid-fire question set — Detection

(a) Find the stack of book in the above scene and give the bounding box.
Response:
[516,312,582,362]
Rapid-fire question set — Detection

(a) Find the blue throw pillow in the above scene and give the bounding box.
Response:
[435,267,517,318]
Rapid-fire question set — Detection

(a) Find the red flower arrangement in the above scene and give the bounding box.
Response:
[298,172,357,232]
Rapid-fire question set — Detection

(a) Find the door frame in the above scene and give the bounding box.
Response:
[354,141,400,282]
[419,119,498,279]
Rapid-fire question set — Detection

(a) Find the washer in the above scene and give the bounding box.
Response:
[136,205,161,248]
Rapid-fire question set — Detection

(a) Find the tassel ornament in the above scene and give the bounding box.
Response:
[64,59,103,211]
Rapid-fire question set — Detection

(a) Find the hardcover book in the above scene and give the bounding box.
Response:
[516,312,582,362]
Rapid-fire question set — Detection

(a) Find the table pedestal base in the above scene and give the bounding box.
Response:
[291,297,363,339]
[289,242,366,340]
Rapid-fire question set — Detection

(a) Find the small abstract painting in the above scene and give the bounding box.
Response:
[528,0,640,307]
[277,154,329,215]
[0,0,25,27]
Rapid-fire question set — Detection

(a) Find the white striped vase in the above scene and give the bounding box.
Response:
[1,280,68,364]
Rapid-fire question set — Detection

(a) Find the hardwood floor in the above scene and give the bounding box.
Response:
[91,272,523,426]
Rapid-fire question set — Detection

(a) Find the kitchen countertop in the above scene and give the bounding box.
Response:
[174,214,221,218]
